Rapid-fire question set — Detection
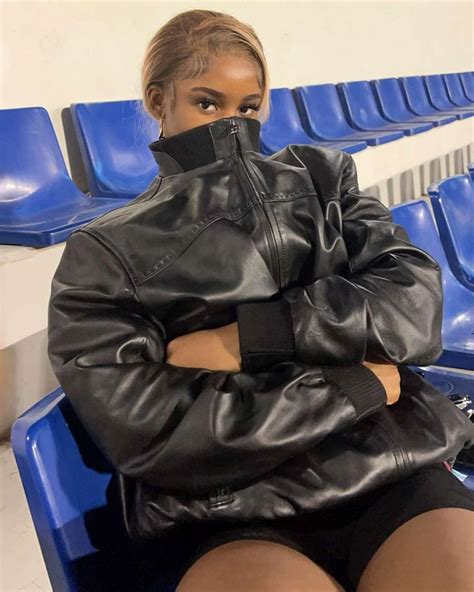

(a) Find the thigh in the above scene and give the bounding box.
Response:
[357,507,474,592]
[176,539,344,592]
[347,463,474,590]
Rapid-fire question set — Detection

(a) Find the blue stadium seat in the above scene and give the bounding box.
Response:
[428,174,474,291]
[11,388,176,592]
[371,78,456,127]
[399,76,468,122]
[260,88,367,155]
[0,107,129,247]
[424,75,474,118]
[452,460,474,492]
[415,366,474,402]
[443,74,474,108]
[293,84,404,145]
[390,200,474,370]
[460,72,474,102]
[337,81,433,136]
[12,382,474,592]
[71,100,159,200]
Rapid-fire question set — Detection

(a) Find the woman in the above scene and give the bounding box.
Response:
[48,9,474,592]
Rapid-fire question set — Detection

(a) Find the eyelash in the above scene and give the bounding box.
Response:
[196,98,260,114]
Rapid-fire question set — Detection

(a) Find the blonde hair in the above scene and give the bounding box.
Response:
[141,9,270,123]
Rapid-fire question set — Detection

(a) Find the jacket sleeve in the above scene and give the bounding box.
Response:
[48,228,387,496]
[236,153,443,372]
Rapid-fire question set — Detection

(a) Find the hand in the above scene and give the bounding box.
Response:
[166,322,241,372]
[363,360,401,405]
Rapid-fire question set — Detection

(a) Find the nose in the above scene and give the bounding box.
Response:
[221,107,242,119]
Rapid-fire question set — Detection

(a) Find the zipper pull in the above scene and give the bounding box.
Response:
[229,118,239,135]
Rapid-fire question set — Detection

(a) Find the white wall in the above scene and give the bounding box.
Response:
[1,0,473,162]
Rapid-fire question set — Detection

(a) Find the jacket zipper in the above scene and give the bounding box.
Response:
[229,119,282,288]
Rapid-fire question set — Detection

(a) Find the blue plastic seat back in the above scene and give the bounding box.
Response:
[339,81,432,135]
[71,100,159,199]
[11,389,173,591]
[444,74,473,107]
[371,78,414,121]
[260,88,315,151]
[390,200,449,269]
[11,389,114,589]
[337,81,390,129]
[293,84,404,146]
[414,366,474,399]
[373,78,455,126]
[292,84,356,139]
[400,76,439,116]
[424,74,469,111]
[0,107,84,219]
[0,106,133,246]
[391,200,474,370]
[428,174,474,288]
[460,72,474,101]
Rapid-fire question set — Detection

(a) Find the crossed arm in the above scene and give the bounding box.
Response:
[166,321,402,405]
[167,152,441,406]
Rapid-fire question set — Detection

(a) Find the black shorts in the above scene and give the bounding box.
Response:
[138,463,474,592]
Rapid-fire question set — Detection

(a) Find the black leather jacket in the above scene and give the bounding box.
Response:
[48,116,474,540]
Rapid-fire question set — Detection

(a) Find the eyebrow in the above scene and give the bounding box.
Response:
[189,86,262,101]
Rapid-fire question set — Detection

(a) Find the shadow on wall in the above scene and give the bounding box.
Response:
[62,107,89,194]
[1,330,58,438]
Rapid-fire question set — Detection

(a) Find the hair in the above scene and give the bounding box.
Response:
[141,9,270,123]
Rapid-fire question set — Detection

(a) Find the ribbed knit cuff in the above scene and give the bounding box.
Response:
[236,298,296,372]
[322,365,387,421]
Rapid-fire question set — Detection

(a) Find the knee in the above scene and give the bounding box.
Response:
[176,539,343,592]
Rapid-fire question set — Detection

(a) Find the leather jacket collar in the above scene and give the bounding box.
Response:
[148,116,261,177]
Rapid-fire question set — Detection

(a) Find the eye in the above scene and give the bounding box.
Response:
[195,98,260,116]
[197,99,218,112]
[240,104,260,115]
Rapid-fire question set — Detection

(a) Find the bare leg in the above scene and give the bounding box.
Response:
[357,508,474,592]
[176,539,345,592]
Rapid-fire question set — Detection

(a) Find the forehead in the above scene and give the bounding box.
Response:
[178,54,262,96]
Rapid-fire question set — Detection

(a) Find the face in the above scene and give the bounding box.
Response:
[150,54,263,138]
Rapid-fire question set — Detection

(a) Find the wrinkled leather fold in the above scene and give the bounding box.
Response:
[120,368,474,540]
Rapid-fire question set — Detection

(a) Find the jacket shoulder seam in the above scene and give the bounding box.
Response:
[80,228,138,288]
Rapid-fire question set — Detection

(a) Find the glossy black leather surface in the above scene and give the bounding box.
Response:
[48,117,474,540]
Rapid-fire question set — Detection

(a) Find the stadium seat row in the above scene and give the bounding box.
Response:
[392,172,474,372]
[71,73,473,199]
[390,190,474,487]
[261,72,474,153]
[0,72,472,247]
